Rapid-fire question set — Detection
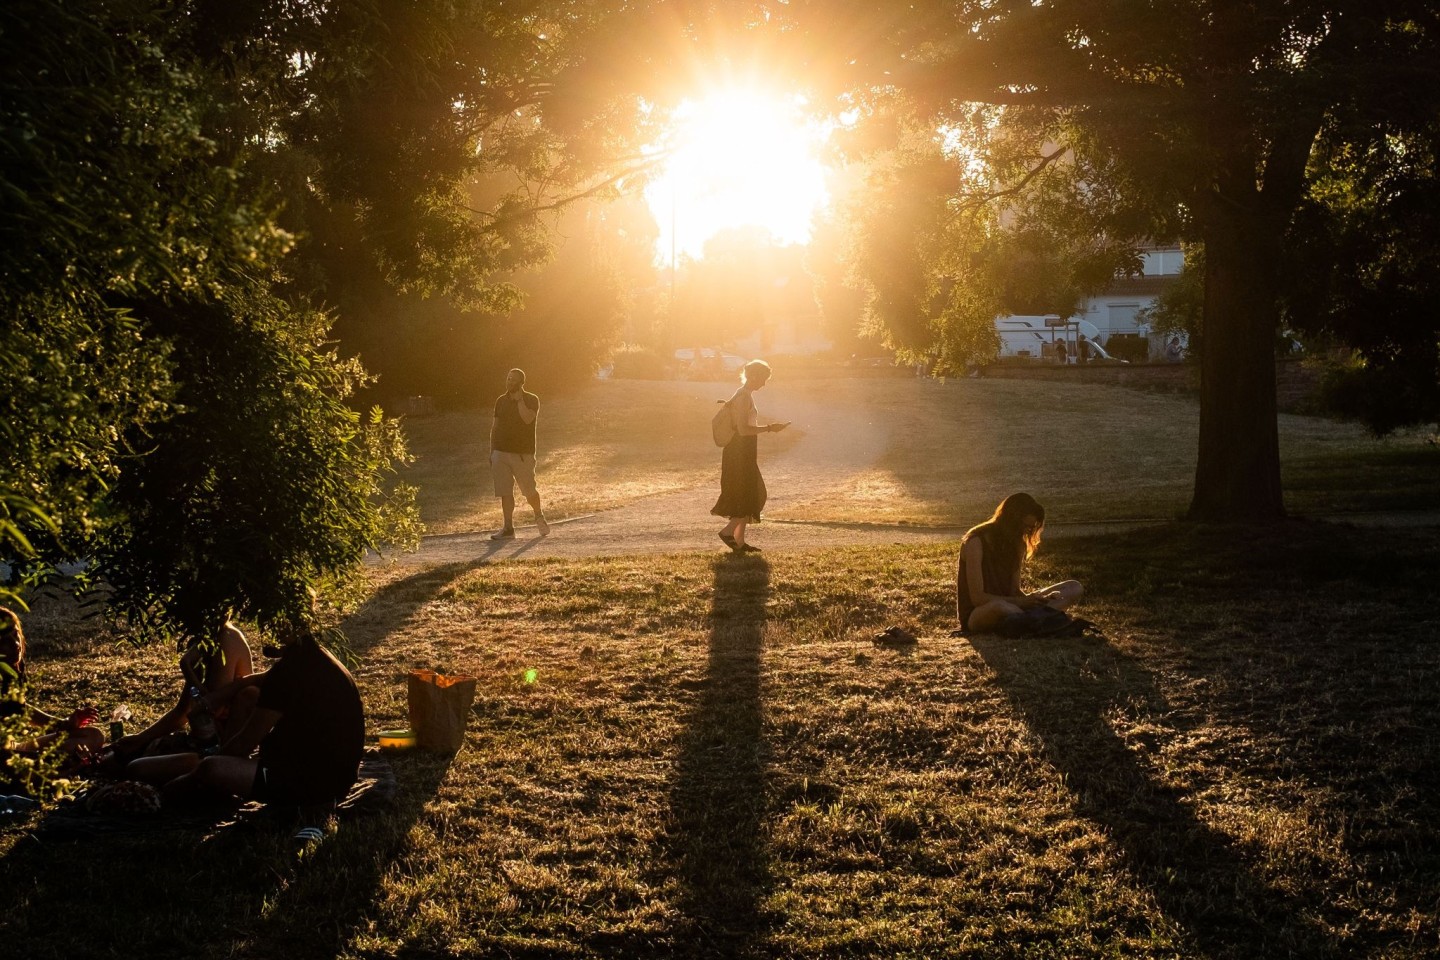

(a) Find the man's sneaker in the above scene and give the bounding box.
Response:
[490,528,516,541]
[536,516,551,536]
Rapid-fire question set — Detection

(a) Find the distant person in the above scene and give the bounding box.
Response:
[713,360,789,553]
[1077,335,1092,363]
[159,627,365,814]
[1165,336,1183,362]
[0,605,103,770]
[112,621,253,779]
[1055,339,1068,365]
[955,493,1083,633]
[489,367,549,540]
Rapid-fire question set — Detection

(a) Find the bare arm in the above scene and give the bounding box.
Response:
[116,689,189,750]
[201,669,269,714]
[219,704,281,758]
[732,392,787,436]
[22,703,77,730]
[121,626,254,748]
[516,391,538,425]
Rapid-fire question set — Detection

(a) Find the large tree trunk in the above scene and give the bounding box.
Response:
[1188,206,1285,522]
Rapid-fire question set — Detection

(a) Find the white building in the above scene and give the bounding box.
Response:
[1078,245,1185,355]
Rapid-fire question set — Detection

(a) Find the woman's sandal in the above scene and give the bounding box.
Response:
[740,543,762,552]
[719,532,739,551]
[873,625,919,648]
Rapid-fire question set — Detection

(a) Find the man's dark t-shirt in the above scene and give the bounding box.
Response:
[491,391,539,455]
[256,637,364,802]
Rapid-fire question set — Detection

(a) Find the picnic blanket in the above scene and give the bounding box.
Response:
[25,750,398,841]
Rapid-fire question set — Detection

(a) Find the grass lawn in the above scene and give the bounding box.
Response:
[5,376,1438,958]
[4,520,1440,958]
[403,377,1440,533]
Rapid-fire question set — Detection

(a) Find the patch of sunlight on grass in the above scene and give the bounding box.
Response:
[402,376,1440,534]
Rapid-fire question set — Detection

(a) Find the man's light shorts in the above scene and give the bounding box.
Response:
[491,450,538,499]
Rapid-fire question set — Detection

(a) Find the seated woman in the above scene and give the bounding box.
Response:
[955,492,1084,634]
[114,621,253,782]
[0,605,104,770]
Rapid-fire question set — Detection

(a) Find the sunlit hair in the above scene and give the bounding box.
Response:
[962,492,1046,579]
[741,359,771,385]
[0,605,26,689]
[994,491,1045,559]
[508,367,526,384]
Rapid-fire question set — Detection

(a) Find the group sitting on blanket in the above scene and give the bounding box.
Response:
[112,621,366,811]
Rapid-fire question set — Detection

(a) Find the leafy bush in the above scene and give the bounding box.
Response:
[1,2,420,636]
[97,285,422,637]
[1318,350,1440,438]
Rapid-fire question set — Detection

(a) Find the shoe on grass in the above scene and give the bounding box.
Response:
[873,626,919,648]
[490,528,516,541]
[292,825,325,858]
[536,516,551,536]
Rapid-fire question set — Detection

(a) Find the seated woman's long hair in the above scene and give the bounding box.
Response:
[963,492,1046,583]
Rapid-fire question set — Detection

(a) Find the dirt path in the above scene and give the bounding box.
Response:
[376,386,973,566]
[373,382,1440,569]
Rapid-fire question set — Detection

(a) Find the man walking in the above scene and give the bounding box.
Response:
[489,367,549,539]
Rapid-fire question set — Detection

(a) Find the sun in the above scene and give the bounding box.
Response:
[645,88,831,263]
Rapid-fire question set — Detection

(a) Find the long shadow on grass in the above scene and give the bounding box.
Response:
[343,553,505,655]
[970,635,1340,958]
[0,752,454,960]
[667,554,772,956]
[221,749,456,958]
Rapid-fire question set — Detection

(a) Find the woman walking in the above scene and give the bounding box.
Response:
[713,359,788,552]
[955,492,1084,633]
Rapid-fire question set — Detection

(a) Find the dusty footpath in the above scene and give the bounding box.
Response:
[371,382,1438,570]
[373,386,973,567]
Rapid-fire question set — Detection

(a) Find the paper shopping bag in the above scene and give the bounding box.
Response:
[407,669,478,752]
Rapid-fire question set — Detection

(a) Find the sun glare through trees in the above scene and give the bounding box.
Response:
[644,88,832,264]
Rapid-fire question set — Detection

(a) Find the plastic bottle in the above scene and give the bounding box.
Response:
[186,686,219,751]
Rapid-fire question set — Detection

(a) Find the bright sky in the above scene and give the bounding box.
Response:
[645,89,832,263]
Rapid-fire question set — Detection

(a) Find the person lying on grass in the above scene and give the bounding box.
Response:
[0,605,104,770]
[955,492,1084,634]
[108,620,253,776]
[147,625,365,812]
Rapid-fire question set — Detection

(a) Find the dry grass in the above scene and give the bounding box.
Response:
[403,377,1440,533]
[5,377,1438,957]
[4,520,1440,959]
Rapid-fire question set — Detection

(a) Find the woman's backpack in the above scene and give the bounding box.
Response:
[997,606,1074,638]
[711,400,736,446]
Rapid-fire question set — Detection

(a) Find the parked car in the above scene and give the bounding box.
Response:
[673,347,747,379]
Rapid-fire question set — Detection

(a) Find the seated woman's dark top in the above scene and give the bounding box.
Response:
[955,528,1021,630]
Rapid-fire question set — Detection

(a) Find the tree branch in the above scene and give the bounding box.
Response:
[467,152,669,228]
[946,145,1069,221]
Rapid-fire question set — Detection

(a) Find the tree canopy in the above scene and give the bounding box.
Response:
[780,0,1440,519]
[1,0,661,633]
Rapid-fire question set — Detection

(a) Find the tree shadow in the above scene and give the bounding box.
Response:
[219,748,456,957]
[969,633,1341,958]
[0,748,454,960]
[342,553,503,656]
[667,553,772,956]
